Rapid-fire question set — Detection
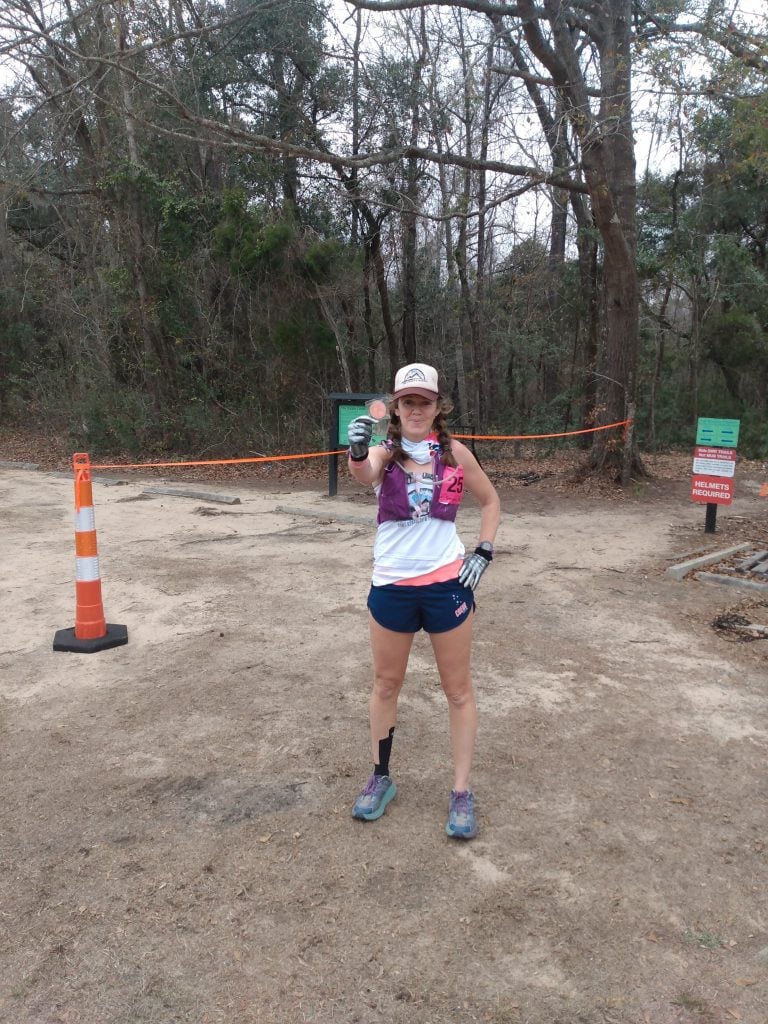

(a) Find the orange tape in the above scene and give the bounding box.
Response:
[455,419,632,441]
[90,450,347,470]
[84,420,632,472]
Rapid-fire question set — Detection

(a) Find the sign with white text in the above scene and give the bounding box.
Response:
[692,446,736,478]
[690,475,734,505]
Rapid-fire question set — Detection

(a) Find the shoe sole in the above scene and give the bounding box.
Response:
[352,781,397,821]
[445,822,478,839]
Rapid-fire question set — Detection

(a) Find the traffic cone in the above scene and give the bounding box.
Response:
[53,453,128,653]
[760,483,768,498]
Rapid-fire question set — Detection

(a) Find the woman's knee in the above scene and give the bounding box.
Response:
[373,673,405,702]
[442,679,474,709]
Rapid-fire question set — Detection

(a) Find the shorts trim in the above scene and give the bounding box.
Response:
[394,557,464,586]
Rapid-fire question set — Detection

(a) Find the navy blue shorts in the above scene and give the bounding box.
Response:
[367,578,475,634]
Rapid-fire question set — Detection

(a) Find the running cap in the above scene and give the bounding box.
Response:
[393,363,440,400]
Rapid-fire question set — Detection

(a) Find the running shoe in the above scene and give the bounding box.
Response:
[446,789,478,839]
[352,774,396,821]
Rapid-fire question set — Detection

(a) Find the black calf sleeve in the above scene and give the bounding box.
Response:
[374,727,395,776]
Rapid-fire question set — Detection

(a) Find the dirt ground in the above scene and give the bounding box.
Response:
[1,444,767,1024]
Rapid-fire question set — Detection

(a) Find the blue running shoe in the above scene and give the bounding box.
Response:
[352,774,396,821]
[446,789,478,839]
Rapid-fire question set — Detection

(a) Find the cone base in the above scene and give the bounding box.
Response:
[53,623,129,653]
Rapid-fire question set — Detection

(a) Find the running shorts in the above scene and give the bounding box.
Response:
[367,578,475,634]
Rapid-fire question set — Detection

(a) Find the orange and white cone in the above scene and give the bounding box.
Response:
[53,453,128,653]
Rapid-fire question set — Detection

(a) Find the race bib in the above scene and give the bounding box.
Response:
[438,466,464,505]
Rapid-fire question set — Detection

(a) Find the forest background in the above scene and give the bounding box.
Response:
[0,0,767,475]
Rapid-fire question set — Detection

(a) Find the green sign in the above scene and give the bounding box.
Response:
[337,402,388,446]
[695,417,740,448]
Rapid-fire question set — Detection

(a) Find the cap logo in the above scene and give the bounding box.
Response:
[403,368,427,383]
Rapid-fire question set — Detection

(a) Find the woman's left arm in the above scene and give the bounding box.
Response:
[453,441,501,546]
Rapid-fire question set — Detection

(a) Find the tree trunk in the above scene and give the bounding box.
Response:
[400,9,428,364]
[581,5,642,479]
[434,136,468,420]
[364,218,399,380]
[497,20,567,409]
[454,11,480,427]
[520,0,644,479]
[115,7,172,408]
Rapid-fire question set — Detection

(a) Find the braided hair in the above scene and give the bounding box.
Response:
[386,395,457,468]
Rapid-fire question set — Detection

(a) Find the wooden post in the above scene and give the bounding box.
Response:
[621,401,635,486]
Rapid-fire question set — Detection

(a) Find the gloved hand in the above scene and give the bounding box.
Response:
[458,544,493,590]
[348,415,377,461]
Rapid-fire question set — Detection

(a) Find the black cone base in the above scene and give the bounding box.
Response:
[53,623,129,653]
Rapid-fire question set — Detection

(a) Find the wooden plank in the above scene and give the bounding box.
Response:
[143,486,241,505]
[696,571,768,594]
[0,460,40,470]
[734,550,768,571]
[275,504,376,526]
[665,543,750,581]
[742,623,768,636]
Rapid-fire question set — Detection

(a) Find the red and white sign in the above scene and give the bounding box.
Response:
[692,446,736,478]
[690,475,734,505]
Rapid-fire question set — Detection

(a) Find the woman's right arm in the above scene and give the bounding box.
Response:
[348,445,389,487]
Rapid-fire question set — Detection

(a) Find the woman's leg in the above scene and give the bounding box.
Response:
[429,614,476,791]
[368,613,414,769]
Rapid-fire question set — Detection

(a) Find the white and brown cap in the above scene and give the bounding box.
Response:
[393,363,440,400]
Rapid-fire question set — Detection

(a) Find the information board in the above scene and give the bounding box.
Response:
[695,417,740,448]
[336,402,388,446]
[691,446,736,478]
[327,391,388,497]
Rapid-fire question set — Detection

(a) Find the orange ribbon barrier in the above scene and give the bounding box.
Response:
[454,419,632,441]
[90,450,346,471]
[50,420,630,650]
[53,453,128,654]
[85,420,632,472]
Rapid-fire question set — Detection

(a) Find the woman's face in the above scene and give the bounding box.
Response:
[395,394,438,440]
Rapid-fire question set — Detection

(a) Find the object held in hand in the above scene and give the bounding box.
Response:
[368,398,388,423]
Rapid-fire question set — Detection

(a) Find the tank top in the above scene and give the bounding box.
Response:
[371,448,465,585]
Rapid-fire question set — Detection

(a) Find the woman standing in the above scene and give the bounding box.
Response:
[347,363,501,839]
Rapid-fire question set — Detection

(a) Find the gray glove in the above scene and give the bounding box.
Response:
[348,415,377,461]
[458,543,493,590]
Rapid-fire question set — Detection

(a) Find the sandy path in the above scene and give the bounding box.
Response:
[1,462,767,1024]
